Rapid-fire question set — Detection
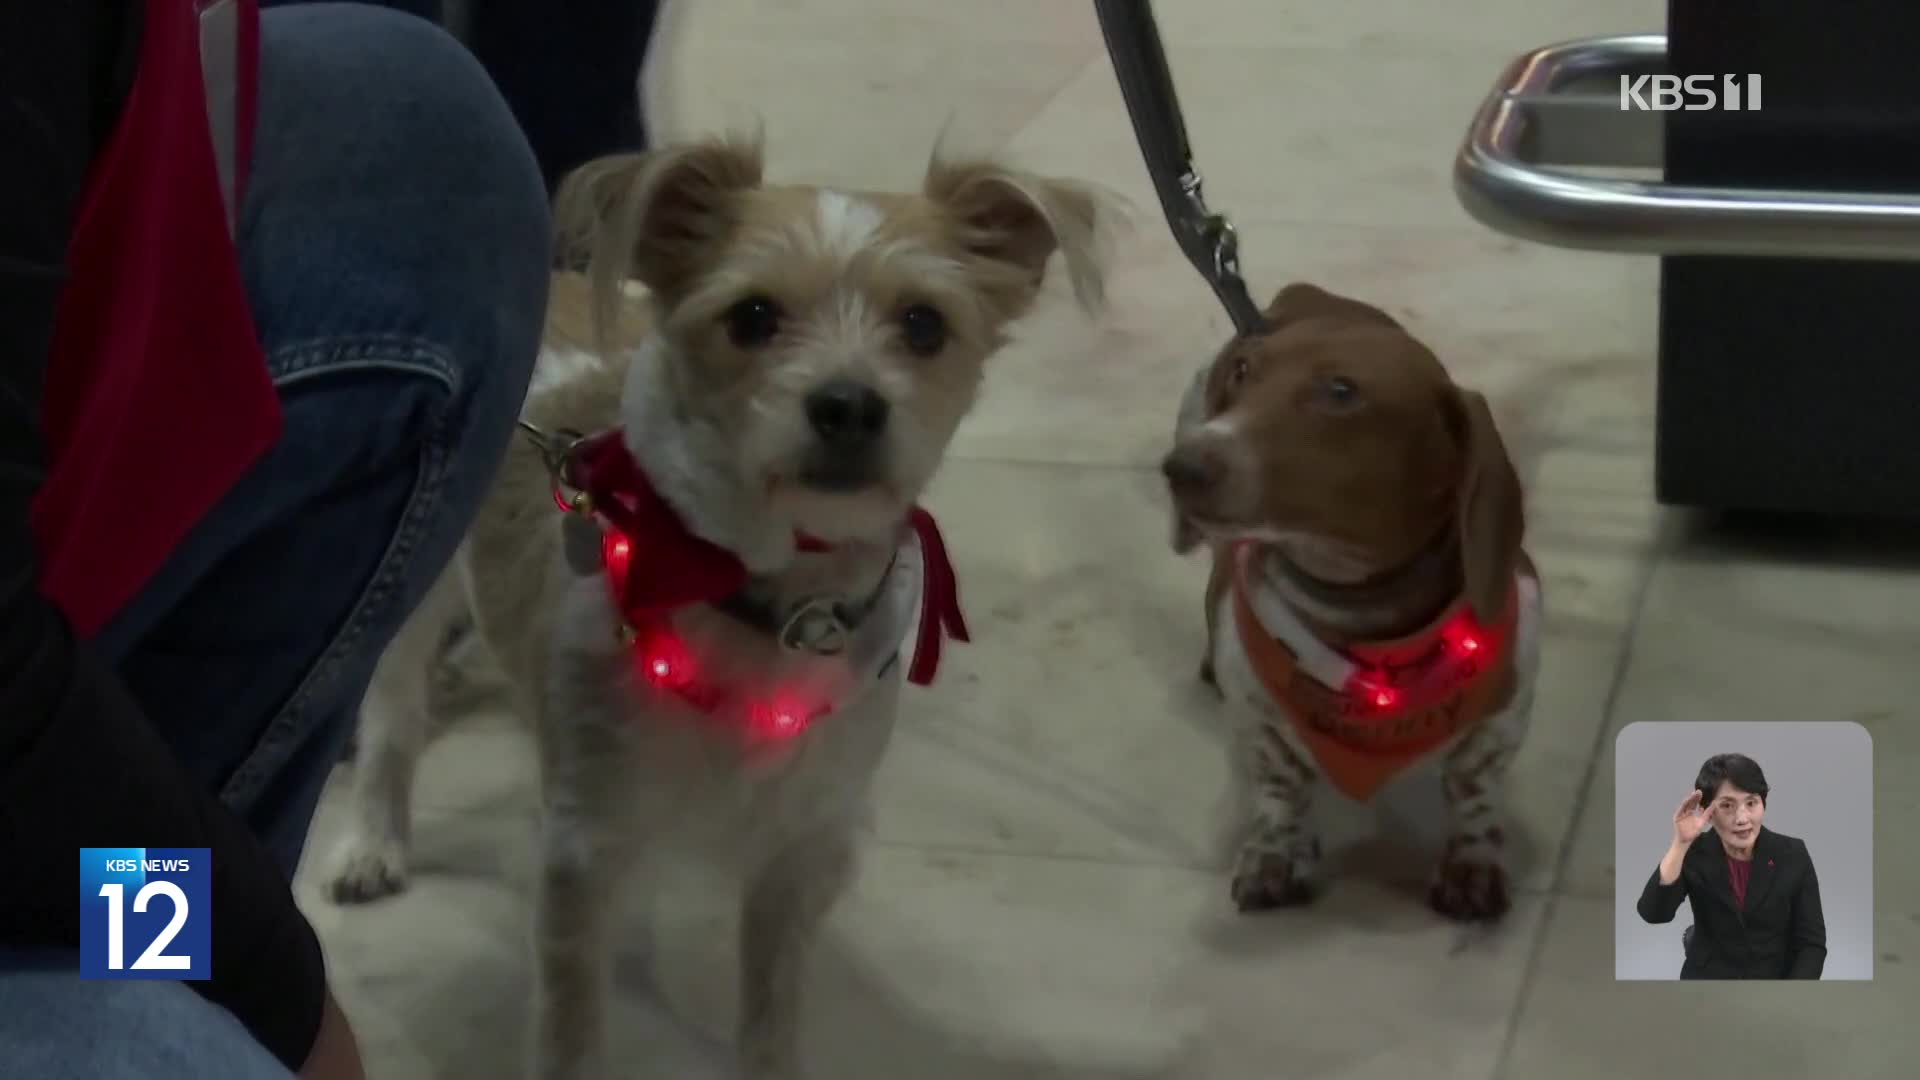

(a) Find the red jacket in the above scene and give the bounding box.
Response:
[31,0,280,637]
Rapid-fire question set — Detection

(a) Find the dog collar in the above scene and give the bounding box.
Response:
[1266,528,1460,633]
[1230,542,1527,800]
[614,530,928,740]
[532,425,970,738]
[553,428,825,613]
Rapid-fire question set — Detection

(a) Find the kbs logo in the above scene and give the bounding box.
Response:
[79,847,211,980]
[1619,74,1763,112]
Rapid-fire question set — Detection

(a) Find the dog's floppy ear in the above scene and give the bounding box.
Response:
[1447,388,1524,624]
[1263,282,1402,333]
[923,155,1108,320]
[555,136,765,345]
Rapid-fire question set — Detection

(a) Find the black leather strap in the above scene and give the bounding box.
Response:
[1094,0,1267,336]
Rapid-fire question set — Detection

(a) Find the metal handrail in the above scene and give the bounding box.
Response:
[1455,34,1920,260]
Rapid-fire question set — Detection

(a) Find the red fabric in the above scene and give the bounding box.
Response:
[904,507,968,686]
[572,430,968,685]
[1230,543,1530,802]
[31,0,276,638]
[1727,855,1753,910]
[571,431,751,617]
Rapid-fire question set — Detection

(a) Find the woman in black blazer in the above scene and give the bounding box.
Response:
[1636,753,1827,979]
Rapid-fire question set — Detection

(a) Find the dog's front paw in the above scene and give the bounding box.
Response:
[324,835,411,904]
[1427,857,1511,921]
[1229,849,1318,912]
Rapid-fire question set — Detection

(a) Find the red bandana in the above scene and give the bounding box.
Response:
[1230,546,1531,801]
[564,430,968,686]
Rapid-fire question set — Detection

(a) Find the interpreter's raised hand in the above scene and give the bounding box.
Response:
[1672,790,1712,847]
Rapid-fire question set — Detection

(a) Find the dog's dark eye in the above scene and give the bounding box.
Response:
[1316,374,1360,408]
[1229,356,1251,386]
[900,304,948,357]
[725,295,782,348]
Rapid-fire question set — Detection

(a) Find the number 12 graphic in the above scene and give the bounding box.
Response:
[96,881,194,971]
[78,847,212,980]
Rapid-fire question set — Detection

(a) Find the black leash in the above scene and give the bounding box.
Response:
[1094,0,1268,337]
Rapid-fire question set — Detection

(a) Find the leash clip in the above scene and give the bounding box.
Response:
[1168,165,1260,334]
[1177,171,1248,295]
[518,420,594,515]
[1095,0,1267,338]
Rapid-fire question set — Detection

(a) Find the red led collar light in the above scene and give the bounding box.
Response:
[603,530,822,740]
[564,432,969,742]
[1339,609,1489,713]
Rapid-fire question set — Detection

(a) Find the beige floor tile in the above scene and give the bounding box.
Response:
[1557,519,1920,902]
[301,816,1549,1080]
[651,0,1101,189]
[1500,893,1920,1080]
[995,43,1528,232]
[956,216,1658,472]
[1149,0,1665,55]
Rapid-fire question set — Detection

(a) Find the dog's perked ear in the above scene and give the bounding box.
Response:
[554,136,765,343]
[1447,388,1524,625]
[923,157,1108,321]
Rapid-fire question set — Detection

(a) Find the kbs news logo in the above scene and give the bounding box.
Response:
[78,847,212,980]
[1619,74,1763,112]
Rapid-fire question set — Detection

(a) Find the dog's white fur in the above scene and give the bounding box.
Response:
[324,136,1106,1079]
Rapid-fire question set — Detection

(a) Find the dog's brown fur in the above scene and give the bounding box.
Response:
[1166,283,1537,919]
[1176,283,1522,663]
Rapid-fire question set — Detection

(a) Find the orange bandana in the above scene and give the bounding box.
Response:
[1231,549,1528,801]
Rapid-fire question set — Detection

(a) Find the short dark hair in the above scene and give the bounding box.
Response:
[1696,753,1769,805]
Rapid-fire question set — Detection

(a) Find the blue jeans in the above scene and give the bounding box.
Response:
[0,5,547,1077]
[264,0,663,192]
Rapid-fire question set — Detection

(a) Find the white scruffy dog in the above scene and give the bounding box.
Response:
[321,134,1106,1079]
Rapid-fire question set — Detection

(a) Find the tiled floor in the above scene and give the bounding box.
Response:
[296,3,1920,1077]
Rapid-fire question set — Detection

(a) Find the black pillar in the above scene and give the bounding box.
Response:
[1658,0,1920,516]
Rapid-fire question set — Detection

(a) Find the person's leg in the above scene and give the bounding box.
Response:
[263,0,662,193]
[260,0,442,20]
[0,950,291,1080]
[90,3,548,874]
[464,0,662,191]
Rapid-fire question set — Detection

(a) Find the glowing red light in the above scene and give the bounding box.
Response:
[1440,613,1486,660]
[750,700,813,740]
[1350,674,1398,711]
[602,531,632,586]
[635,629,696,690]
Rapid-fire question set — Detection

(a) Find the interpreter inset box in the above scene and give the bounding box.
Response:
[1613,721,1872,981]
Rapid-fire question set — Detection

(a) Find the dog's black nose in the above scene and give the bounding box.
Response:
[1162,445,1222,494]
[805,379,890,447]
